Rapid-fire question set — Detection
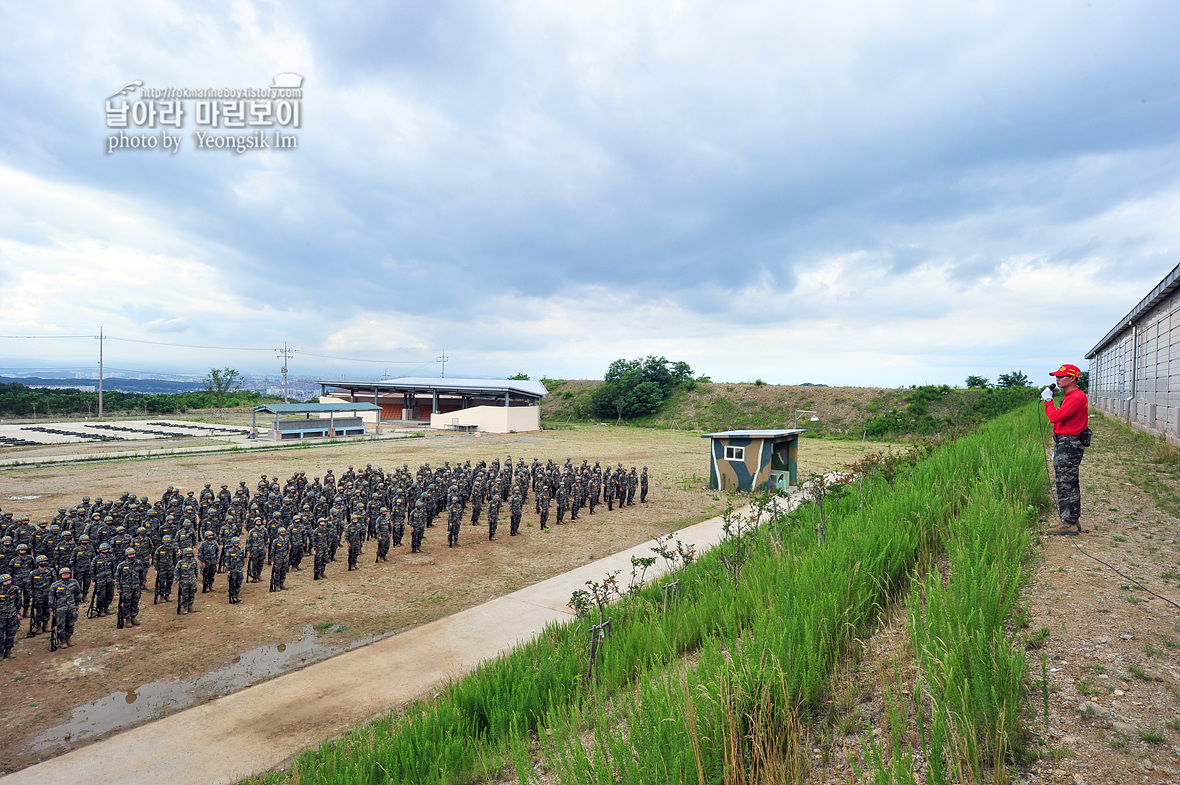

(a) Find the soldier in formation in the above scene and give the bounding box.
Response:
[0,453,650,655]
[198,532,219,593]
[48,566,81,647]
[115,548,142,626]
[1,573,21,658]
[225,537,245,604]
[176,547,199,613]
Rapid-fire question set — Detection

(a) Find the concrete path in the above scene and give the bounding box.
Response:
[2,497,798,785]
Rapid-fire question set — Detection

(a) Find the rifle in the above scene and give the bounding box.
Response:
[116,590,125,629]
[87,590,98,619]
[176,574,183,615]
[25,603,37,637]
[217,544,227,574]
[48,609,58,652]
[269,562,278,593]
[153,569,163,604]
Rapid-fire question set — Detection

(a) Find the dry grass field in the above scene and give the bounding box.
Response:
[0,425,892,773]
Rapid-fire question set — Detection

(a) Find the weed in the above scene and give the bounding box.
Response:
[1129,664,1152,681]
[1025,626,1050,649]
[1047,746,1074,760]
[1138,728,1166,744]
[1075,678,1100,696]
[1108,732,1128,749]
[1166,718,1180,732]
[1145,642,1162,658]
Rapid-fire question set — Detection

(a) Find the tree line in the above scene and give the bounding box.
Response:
[0,382,280,417]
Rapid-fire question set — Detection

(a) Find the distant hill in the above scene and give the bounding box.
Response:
[539,379,1038,438]
[0,376,205,394]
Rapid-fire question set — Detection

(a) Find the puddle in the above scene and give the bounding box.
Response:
[7,495,41,500]
[29,625,391,752]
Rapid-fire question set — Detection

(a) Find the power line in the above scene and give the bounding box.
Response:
[105,336,274,351]
[0,334,92,339]
[298,350,429,364]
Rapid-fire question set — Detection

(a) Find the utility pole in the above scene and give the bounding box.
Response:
[436,349,449,378]
[97,326,104,419]
[276,342,297,403]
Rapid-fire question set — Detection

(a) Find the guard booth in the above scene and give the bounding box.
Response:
[701,429,803,492]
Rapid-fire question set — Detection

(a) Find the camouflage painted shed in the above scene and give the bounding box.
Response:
[701,429,803,492]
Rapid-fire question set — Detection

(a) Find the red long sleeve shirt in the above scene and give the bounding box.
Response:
[1044,388,1088,435]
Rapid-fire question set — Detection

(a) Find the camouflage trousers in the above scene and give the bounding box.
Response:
[1052,434,1085,525]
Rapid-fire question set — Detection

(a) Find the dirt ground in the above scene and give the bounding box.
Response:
[0,425,891,774]
[804,412,1180,784]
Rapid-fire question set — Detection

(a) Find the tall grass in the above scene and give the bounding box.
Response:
[254,406,1044,785]
[533,406,1043,785]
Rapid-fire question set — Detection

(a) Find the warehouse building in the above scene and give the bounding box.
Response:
[316,377,548,433]
[1087,262,1180,445]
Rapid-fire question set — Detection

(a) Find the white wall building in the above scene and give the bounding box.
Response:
[1087,263,1180,445]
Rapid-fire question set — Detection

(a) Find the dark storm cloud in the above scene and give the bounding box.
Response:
[0,1,1178,384]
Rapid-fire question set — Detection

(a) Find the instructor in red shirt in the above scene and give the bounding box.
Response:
[1042,363,1088,535]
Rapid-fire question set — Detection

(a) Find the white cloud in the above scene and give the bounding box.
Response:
[143,317,190,332]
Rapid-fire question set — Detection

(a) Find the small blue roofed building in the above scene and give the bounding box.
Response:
[252,402,382,440]
[701,429,803,492]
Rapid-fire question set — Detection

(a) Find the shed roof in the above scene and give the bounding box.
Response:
[1087,261,1180,359]
[254,403,382,415]
[318,377,548,399]
[700,429,805,439]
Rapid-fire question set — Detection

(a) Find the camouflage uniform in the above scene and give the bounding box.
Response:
[312,521,330,580]
[28,559,53,633]
[225,543,245,603]
[91,547,117,616]
[1,576,21,658]
[48,570,82,646]
[410,502,427,554]
[1053,434,1085,526]
[556,484,569,525]
[269,532,290,590]
[537,484,550,530]
[447,498,462,547]
[640,467,649,503]
[246,526,267,583]
[72,537,95,600]
[391,497,406,547]
[486,494,502,540]
[507,490,522,537]
[345,517,363,570]
[176,552,199,613]
[198,535,219,592]
[115,554,142,626]
[154,539,177,601]
[374,509,391,562]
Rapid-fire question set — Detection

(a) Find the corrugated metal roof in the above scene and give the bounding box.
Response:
[700,429,805,438]
[317,377,548,399]
[254,403,382,414]
[1087,261,1180,359]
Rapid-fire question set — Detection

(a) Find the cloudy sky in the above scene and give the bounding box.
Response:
[0,1,1177,387]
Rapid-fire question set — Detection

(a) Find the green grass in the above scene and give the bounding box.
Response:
[1129,664,1152,681]
[1024,626,1050,649]
[248,406,1047,785]
[1138,728,1166,744]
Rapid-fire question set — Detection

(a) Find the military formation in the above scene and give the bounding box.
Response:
[0,456,650,660]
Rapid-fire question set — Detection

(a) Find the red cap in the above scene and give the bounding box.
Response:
[1050,363,1081,378]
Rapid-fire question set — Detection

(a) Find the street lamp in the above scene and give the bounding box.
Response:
[793,409,819,429]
